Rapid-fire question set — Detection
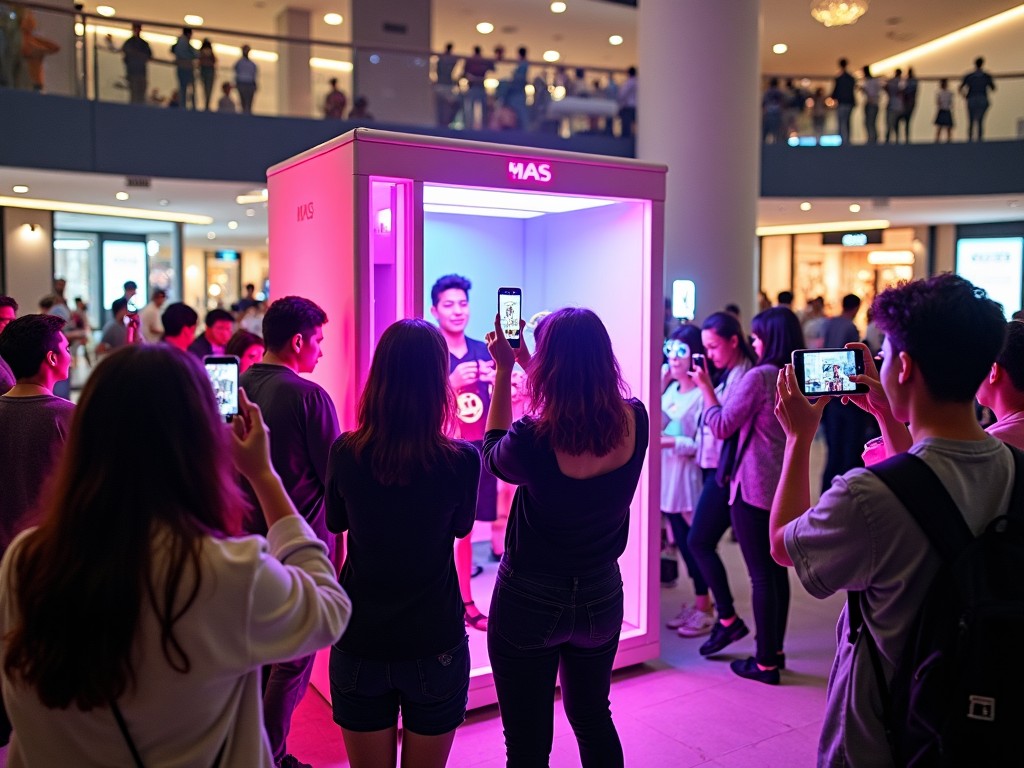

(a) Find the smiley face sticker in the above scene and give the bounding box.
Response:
[457,392,484,424]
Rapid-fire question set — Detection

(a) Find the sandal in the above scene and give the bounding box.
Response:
[464,600,488,631]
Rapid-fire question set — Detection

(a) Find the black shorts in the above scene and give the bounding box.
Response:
[330,636,470,736]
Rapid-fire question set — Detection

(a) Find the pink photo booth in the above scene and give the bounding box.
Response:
[267,129,667,709]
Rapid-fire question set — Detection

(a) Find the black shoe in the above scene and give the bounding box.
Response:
[470,562,483,578]
[279,755,313,768]
[698,617,750,656]
[777,652,786,670]
[730,656,780,685]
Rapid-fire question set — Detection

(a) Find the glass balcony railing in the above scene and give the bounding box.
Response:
[762,72,1024,146]
[5,2,633,140]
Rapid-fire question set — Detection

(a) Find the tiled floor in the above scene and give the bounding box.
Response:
[289,514,844,767]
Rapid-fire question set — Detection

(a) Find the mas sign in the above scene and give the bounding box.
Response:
[507,160,552,183]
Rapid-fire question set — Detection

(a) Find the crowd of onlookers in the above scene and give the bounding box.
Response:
[763,55,998,145]
[0,270,1021,767]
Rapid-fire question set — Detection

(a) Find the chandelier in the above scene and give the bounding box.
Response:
[810,0,870,27]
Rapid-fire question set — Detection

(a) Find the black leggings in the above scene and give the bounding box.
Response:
[686,468,736,620]
[731,493,790,666]
[664,512,708,596]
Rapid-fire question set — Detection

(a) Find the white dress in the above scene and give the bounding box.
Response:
[661,382,704,520]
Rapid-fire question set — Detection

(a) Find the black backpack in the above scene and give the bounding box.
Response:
[847,446,1024,767]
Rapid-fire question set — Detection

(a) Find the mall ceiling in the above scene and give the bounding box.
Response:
[80,0,1021,74]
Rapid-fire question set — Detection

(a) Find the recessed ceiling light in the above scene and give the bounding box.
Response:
[12,185,28,194]
[245,208,256,217]
[207,231,216,240]
[96,5,116,17]
[227,220,239,230]
[609,35,624,46]
[323,12,343,25]
[551,2,567,13]
[543,50,561,62]
[772,43,788,54]
[800,201,812,211]
[115,191,129,201]
[849,203,862,213]
[184,14,204,26]
[159,199,169,206]
[476,21,494,34]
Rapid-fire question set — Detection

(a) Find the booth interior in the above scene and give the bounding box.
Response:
[268,130,664,708]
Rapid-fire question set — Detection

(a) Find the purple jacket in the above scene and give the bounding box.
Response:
[702,364,785,510]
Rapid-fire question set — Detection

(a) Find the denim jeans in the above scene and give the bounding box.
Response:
[687,468,737,620]
[864,103,879,143]
[730,493,790,666]
[488,561,624,768]
[836,103,853,143]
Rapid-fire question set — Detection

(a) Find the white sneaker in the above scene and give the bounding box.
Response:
[677,609,715,638]
[666,604,697,629]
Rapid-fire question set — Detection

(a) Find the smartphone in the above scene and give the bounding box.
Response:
[791,347,869,397]
[691,353,706,371]
[498,286,522,348]
[204,355,240,420]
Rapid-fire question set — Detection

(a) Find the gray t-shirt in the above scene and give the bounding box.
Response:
[0,394,75,552]
[100,318,128,350]
[785,436,1014,768]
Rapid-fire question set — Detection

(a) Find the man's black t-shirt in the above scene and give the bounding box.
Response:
[326,438,480,659]
[239,363,340,543]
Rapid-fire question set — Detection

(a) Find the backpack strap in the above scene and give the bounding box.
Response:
[870,452,974,561]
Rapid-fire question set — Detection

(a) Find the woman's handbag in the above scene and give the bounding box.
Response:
[714,427,754,489]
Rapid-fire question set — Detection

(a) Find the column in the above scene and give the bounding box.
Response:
[276,7,313,117]
[351,0,432,125]
[638,0,761,321]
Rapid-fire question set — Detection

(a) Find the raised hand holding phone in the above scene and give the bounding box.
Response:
[498,287,522,349]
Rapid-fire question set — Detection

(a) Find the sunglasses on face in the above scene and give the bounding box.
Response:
[663,340,691,359]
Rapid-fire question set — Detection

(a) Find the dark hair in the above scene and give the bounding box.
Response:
[151,289,167,300]
[863,65,873,78]
[161,303,198,338]
[724,303,741,316]
[430,274,471,307]
[343,319,460,485]
[872,274,1006,402]
[38,296,54,311]
[777,290,793,305]
[518,46,527,58]
[839,58,848,68]
[0,295,18,312]
[975,57,984,68]
[701,311,757,367]
[997,321,1024,392]
[262,296,327,353]
[245,283,255,292]
[111,298,128,315]
[225,330,264,358]
[841,293,862,313]
[525,308,627,456]
[3,346,245,710]
[204,309,234,328]
[627,66,636,77]
[123,281,137,291]
[0,314,65,378]
[751,307,805,369]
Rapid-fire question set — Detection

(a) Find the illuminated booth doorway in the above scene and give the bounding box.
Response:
[268,129,666,709]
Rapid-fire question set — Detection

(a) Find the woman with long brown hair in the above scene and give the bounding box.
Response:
[483,308,649,767]
[325,318,480,768]
[0,345,351,767]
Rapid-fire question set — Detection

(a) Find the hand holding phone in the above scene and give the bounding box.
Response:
[791,348,869,398]
[204,355,240,421]
[498,287,522,349]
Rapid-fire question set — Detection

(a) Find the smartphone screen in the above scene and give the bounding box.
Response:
[498,287,522,348]
[204,355,240,419]
[792,348,868,397]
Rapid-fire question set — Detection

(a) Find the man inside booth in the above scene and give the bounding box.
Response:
[430,274,496,631]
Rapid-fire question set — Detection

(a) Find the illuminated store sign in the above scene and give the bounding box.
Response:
[956,237,1024,319]
[507,160,552,183]
[822,230,883,246]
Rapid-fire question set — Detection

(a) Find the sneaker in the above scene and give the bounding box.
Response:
[279,756,313,768]
[676,609,715,637]
[665,604,696,629]
[698,617,750,656]
[729,656,780,685]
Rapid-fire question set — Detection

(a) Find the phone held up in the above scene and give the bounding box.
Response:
[204,355,240,421]
[498,286,522,349]
[791,347,869,398]
[691,353,706,371]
